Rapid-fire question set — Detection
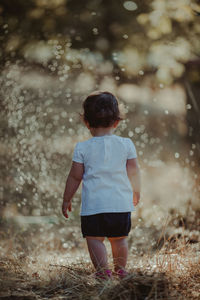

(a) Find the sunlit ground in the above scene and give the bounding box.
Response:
[0,219,199,299]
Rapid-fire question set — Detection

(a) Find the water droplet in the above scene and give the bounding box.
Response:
[123,34,129,39]
[123,1,138,11]
[128,130,134,137]
[186,104,192,109]
[92,28,98,35]
[175,153,180,158]
[135,127,140,134]
[61,111,67,118]
[138,70,144,76]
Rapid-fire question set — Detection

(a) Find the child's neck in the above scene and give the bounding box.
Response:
[90,127,114,137]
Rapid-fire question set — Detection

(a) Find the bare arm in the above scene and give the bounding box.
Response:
[62,161,84,218]
[126,158,141,206]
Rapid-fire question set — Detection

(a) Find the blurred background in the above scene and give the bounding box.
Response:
[0,0,200,256]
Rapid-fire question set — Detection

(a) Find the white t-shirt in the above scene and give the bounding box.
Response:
[72,134,137,216]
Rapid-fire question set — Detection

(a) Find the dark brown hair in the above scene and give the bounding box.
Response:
[82,91,123,128]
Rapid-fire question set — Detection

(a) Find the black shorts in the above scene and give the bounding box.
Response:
[81,212,131,238]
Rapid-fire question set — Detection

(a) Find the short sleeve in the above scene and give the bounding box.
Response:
[72,142,84,163]
[127,138,137,159]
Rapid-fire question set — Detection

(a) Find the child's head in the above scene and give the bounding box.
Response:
[82,91,123,128]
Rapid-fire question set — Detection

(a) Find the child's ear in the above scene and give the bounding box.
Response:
[113,120,120,128]
[84,120,90,129]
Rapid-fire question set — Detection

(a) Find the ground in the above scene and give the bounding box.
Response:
[0,208,199,300]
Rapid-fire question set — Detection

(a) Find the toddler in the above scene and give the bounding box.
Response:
[62,91,141,279]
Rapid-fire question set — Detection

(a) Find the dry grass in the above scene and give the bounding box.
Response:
[0,207,199,299]
[0,246,199,300]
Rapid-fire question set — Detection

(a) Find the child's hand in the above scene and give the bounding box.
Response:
[133,191,140,206]
[62,201,72,218]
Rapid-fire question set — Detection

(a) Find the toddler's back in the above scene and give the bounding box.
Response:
[73,134,137,215]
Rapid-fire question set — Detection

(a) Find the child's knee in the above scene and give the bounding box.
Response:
[86,236,105,242]
[108,236,127,243]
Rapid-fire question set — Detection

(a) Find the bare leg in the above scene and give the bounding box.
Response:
[108,236,128,272]
[86,236,108,271]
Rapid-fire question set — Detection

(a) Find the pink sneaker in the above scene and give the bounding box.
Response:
[116,269,129,279]
[95,269,112,280]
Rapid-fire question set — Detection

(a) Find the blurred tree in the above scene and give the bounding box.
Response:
[0,0,199,147]
[0,0,199,81]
